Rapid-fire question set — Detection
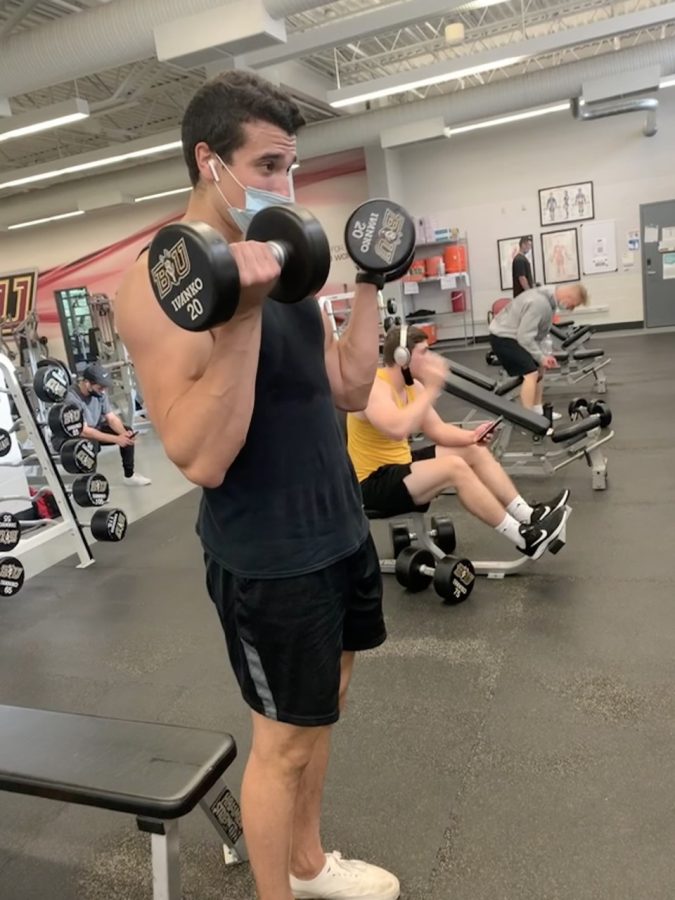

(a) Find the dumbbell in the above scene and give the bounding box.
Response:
[389,515,456,558]
[0,506,127,550]
[148,198,416,332]
[386,299,398,315]
[590,400,612,428]
[12,438,99,475]
[0,556,24,597]
[394,546,476,605]
[47,402,84,441]
[568,397,590,420]
[33,361,72,403]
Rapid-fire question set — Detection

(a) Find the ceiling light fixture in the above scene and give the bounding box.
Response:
[134,186,191,203]
[445,101,571,136]
[0,98,90,144]
[7,210,85,231]
[328,56,524,108]
[0,139,183,192]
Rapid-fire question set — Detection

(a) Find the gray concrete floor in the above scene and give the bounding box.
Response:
[0,332,673,900]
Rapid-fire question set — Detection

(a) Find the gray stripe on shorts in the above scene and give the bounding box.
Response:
[240,638,278,720]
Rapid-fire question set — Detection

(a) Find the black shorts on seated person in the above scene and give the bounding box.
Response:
[489,334,539,376]
[360,444,436,518]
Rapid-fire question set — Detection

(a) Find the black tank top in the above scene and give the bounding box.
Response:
[197,297,368,578]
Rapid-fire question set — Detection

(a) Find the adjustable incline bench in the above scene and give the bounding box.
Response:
[0,705,247,900]
[442,373,613,490]
[547,323,611,394]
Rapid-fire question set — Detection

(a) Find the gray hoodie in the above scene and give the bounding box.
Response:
[489,287,557,362]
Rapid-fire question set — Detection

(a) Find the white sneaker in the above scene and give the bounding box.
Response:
[552,410,562,421]
[290,851,400,899]
[124,473,152,486]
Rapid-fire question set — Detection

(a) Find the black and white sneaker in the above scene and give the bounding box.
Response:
[530,489,570,525]
[519,507,568,560]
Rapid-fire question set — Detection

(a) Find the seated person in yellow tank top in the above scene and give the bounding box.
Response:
[347,325,571,560]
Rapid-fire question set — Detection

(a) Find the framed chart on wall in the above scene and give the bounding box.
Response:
[538,181,594,227]
[541,229,580,284]
[497,235,535,291]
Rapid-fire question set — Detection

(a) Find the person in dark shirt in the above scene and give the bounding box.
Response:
[65,363,151,486]
[114,72,398,900]
[512,236,534,297]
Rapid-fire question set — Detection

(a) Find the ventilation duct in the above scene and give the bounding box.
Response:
[571,96,658,137]
[0,0,328,98]
[298,37,675,159]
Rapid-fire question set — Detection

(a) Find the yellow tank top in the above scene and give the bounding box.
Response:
[347,368,417,482]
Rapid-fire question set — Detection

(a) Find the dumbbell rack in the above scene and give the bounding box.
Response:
[0,353,94,573]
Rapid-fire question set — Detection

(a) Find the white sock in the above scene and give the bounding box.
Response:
[506,494,534,524]
[495,513,524,547]
[532,403,544,415]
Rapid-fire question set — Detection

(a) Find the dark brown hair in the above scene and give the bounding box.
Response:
[382,325,428,365]
[181,71,305,186]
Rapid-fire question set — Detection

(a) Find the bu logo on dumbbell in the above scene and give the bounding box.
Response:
[150,238,191,300]
[375,209,406,265]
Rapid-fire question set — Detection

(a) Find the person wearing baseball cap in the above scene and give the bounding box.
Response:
[65,363,151,487]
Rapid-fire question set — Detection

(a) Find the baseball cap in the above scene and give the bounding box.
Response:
[82,363,113,388]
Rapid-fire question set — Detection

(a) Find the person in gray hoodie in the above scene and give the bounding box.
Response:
[489,283,588,415]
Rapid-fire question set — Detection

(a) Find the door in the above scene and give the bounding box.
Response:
[640,199,675,328]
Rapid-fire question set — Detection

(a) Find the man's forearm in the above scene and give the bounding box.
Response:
[82,425,118,444]
[106,415,126,435]
[335,282,380,408]
[159,312,263,486]
[434,422,474,448]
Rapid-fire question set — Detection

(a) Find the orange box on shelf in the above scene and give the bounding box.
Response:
[404,259,426,281]
[444,244,467,273]
[425,256,443,277]
[417,322,438,345]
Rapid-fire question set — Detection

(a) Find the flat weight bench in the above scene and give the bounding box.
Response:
[0,705,248,900]
[443,374,613,490]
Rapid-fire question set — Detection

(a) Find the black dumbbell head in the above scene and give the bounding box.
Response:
[72,473,110,508]
[60,439,98,475]
[0,556,24,597]
[89,508,127,542]
[0,512,21,552]
[0,429,12,458]
[246,204,331,304]
[344,199,416,277]
[48,402,84,440]
[148,222,239,331]
[34,363,71,403]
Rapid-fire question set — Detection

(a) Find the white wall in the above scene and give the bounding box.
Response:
[295,170,368,291]
[396,90,675,331]
[0,195,184,274]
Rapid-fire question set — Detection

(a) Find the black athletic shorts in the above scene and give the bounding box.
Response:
[489,334,539,376]
[359,444,436,518]
[204,535,385,728]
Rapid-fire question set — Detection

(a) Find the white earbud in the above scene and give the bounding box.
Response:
[208,159,220,183]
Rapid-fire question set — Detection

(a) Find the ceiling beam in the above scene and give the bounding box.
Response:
[238,0,474,70]
[325,2,675,107]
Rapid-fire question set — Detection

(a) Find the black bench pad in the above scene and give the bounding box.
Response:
[573,347,604,360]
[0,705,237,819]
[447,360,496,391]
[443,375,549,435]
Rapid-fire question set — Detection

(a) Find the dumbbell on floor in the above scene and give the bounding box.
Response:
[389,515,456,558]
[148,199,416,331]
[0,506,127,551]
[568,397,612,428]
[394,547,476,605]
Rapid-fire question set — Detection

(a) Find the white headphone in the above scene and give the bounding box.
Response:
[393,324,410,368]
[208,159,220,183]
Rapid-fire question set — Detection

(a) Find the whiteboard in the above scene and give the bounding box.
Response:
[581,219,617,275]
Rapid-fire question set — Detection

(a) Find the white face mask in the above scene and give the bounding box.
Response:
[211,153,295,233]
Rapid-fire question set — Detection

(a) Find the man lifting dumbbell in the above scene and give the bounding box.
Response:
[348,325,570,560]
[64,364,151,487]
[115,71,410,900]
